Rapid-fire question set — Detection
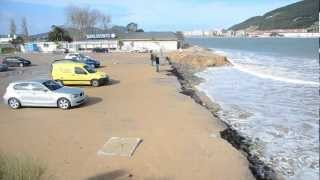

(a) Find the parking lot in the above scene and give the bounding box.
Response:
[0,52,252,180]
[0,52,153,179]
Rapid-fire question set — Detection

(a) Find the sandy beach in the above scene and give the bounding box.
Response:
[0,52,254,180]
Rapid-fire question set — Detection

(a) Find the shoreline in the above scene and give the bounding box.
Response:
[166,50,281,180]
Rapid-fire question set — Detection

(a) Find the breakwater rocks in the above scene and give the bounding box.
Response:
[167,46,231,69]
[166,49,281,180]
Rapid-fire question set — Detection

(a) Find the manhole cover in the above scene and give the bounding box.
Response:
[98,137,142,157]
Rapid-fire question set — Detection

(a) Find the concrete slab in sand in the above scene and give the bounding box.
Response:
[98,137,142,157]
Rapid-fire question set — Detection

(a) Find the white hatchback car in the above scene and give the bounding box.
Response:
[65,53,82,60]
[3,80,87,110]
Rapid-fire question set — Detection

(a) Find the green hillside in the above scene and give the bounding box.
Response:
[229,0,319,31]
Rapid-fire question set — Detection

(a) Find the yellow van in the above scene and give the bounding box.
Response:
[51,60,109,87]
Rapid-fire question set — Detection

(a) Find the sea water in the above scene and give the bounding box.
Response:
[186,38,319,180]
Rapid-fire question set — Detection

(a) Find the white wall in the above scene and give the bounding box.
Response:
[36,42,59,52]
[20,42,60,53]
[64,40,118,52]
[122,40,177,52]
[0,37,12,43]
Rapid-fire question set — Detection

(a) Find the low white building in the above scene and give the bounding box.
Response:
[21,41,61,53]
[63,40,118,52]
[0,34,14,43]
[36,42,60,52]
[118,32,179,52]
[22,31,181,53]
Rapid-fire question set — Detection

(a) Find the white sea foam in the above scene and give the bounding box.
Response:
[212,48,319,86]
[232,63,319,86]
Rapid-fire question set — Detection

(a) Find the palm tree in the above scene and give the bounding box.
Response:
[10,36,24,50]
[48,25,72,42]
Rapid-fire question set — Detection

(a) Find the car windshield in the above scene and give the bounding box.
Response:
[42,80,63,91]
[78,54,86,58]
[83,65,96,73]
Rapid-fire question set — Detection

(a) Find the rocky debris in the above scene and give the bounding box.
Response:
[220,128,281,180]
[167,61,221,115]
[167,56,282,180]
[167,46,231,69]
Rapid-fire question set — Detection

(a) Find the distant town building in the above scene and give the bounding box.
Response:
[21,31,181,53]
[118,32,179,52]
[183,29,240,37]
[0,34,15,43]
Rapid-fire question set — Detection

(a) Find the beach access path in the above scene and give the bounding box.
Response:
[0,53,254,180]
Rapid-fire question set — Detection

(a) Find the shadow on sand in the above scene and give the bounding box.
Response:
[87,169,128,180]
[108,79,120,86]
[81,96,103,107]
[62,79,120,88]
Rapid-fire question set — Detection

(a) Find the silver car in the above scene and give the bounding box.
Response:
[3,80,87,109]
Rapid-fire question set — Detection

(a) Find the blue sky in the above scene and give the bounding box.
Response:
[0,0,299,35]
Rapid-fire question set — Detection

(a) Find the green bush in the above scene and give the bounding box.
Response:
[0,47,16,54]
[0,153,53,180]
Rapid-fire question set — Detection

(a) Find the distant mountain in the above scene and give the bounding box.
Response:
[229,0,319,31]
[110,25,128,33]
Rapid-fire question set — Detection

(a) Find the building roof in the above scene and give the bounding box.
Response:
[85,28,117,35]
[0,35,9,38]
[118,32,178,41]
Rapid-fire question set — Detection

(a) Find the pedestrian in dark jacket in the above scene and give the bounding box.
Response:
[150,52,155,66]
[155,56,160,72]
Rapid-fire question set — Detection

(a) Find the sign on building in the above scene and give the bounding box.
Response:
[86,33,116,39]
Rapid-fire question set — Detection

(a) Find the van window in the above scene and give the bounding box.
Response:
[75,67,87,74]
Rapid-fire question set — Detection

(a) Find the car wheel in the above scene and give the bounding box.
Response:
[8,98,21,109]
[91,79,100,87]
[57,98,71,110]
[19,63,24,67]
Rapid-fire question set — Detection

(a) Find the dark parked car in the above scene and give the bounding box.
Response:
[2,57,31,67]
[92,48,108,53]
[65,53,100,68]
[80,57,100,68]
[0,64,8,72]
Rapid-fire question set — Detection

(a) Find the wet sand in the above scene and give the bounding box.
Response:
[0,53,254,180]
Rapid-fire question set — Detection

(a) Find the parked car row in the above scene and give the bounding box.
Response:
[92,48,108,53]
[3,53,109,110]
[0,64,8,72]
[1,56,31,71]
[65,53,101,68]
[129,47,151,53]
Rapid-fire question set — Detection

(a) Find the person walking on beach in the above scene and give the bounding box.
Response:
[155,56,160,72]
[150,51,154,66]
